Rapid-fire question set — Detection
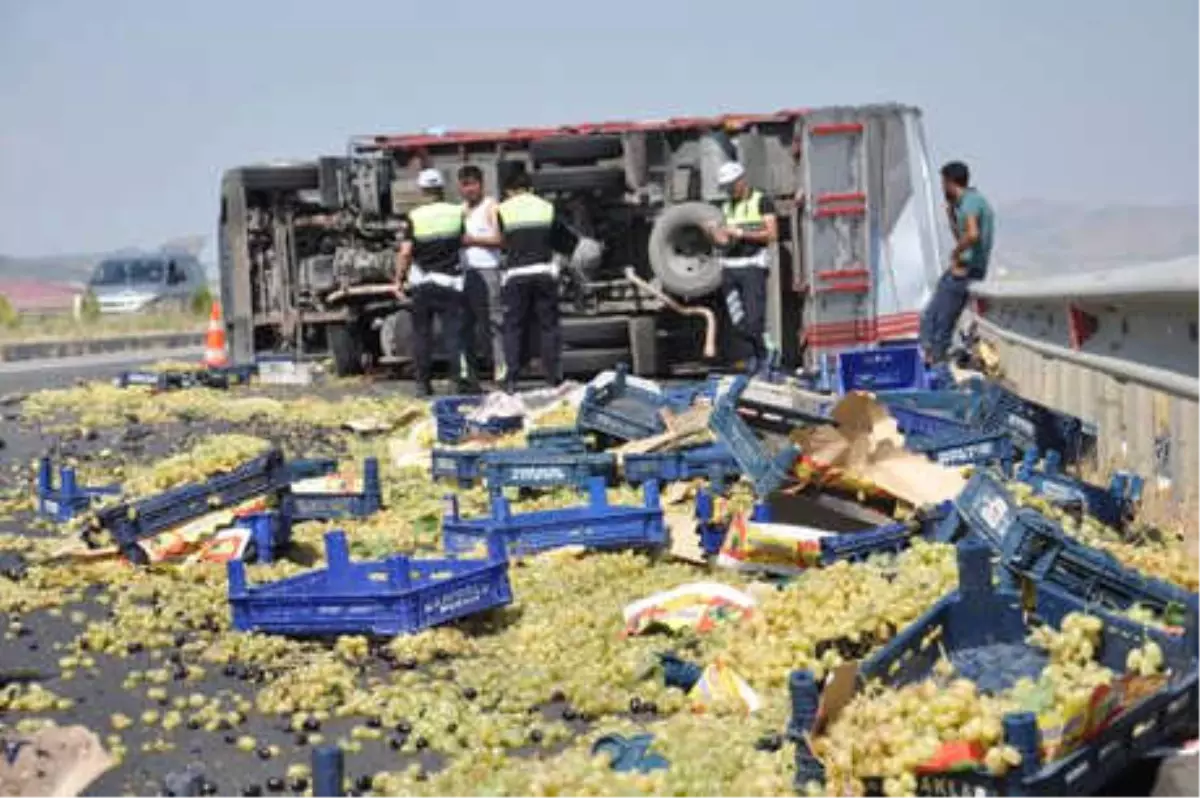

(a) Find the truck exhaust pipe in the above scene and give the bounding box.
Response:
[623,267,718,359]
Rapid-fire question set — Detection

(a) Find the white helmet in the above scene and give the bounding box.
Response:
[416,168,445,189]
[716,161,746,187]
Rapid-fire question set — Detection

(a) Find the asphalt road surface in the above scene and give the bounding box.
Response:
[0,348,206,397]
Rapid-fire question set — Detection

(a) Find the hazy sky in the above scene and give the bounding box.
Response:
[1,0,1196,257]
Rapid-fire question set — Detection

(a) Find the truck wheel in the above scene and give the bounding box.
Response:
[532,166,626,194]
[628,316,659,376]
[327,322,365,376]
[530,134,623,166]
[648,202,725,299]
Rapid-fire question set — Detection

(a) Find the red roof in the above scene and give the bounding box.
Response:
[351,108,809,153]
[0,279,80,312]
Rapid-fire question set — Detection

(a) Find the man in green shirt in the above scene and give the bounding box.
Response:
[921,160,995,365]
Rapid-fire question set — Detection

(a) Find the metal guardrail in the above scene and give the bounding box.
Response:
[968,256,1199,499]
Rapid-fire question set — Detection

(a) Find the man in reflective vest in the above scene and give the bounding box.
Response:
[496,169,578,394]
[396,168,477,397]
[708,161,779,374]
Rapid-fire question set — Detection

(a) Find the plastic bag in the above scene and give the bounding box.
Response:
[622,582,755,636]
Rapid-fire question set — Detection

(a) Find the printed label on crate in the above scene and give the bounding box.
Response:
[1004,412,1037,441]
[291,496,354,517]
[420,579,494,623]
[41,499,59,516]
[934,440,998,466]
[505,465,569,483]
[715,515,826,576]
[1036,479,1084,505]
[433,456,459,475]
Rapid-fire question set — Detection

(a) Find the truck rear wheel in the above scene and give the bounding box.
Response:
[327,321,365,376]
[648,202,725,299]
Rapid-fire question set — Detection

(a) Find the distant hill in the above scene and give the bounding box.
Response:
[991,201,1198,276]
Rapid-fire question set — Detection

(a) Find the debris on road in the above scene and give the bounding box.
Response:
[0,350,1196,796]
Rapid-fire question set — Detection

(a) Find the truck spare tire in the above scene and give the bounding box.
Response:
[647,202,725,299]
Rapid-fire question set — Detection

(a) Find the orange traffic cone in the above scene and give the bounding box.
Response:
[204,301,229,368]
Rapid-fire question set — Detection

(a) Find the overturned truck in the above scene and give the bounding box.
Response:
[218,104,945,378]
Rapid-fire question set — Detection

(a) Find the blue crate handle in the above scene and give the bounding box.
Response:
[312,745,345,797]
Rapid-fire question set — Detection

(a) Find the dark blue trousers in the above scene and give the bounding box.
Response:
[920,271,971,363]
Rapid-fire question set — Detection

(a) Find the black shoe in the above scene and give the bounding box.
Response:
[415,381,434,398]
[456,379,482,396]
[503,379,519,396]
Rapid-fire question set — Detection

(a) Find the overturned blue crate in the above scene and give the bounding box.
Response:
[233,511,289,564]
[835,343,929,394]
[577,365,669,441]
[879,386,987,423]
[978,383,1097,465]
[623,443,739,487]
[227,529,512,637]
[953,471,1196,618]
[482,449,615,493]
[282,457,383,522]
[818,502,955,565]
[115,364,257,392]
[442,476,665,557]
[1016,450,1143,528]
[886,403,974,440]
[708,376,799,497]
[95,448,291,563]
[908,428,1015,474]
[34,457,121,522]
[434,395,522,444]
[730,379,834,436]
[526,426,590,453]
[662,378,721,413]
[431,448,486,488]
[791,539,1199,796]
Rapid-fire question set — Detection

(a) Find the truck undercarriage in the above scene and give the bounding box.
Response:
[218,104,943,378]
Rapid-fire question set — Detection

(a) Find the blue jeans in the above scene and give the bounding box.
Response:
[920,271,971,364]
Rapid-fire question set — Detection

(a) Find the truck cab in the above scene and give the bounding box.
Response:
[218,104,944,378]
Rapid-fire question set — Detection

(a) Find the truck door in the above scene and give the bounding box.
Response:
[798,117,873,371]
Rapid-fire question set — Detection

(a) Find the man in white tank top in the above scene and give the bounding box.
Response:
[458,165,506,384]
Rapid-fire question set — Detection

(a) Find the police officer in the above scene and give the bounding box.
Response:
[496,169,577,394]
[396,168,477,397]
[708,161,779,374]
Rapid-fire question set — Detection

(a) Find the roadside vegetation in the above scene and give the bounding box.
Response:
[0,287,213,344]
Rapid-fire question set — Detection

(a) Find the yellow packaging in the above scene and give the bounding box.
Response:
[715,514,829,576]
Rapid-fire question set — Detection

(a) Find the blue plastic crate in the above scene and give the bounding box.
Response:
[282,457,383,522]
[886,403,974,440]
[442,476,666,557]
[816,503,954,565]
[908,429,1015,474]
[661,378,721,413]
[836,343,928,394]
[526,427,590,453]
[792,542,1200,796]
[708,376,799,497]
[434,395,522,444]
[1016,450,1143,528]
[115,364,257,392]
[577,365,669,441]
[728,379,834,436]
[430,448,486,488]
[95,448,291,563]
[227,529,513,637]
[233,511,289,564]
[34,457,121,522]
[878,387,987,423]
[482,449,615,493]
[622,443,739,486]
[978,383,1097,465]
